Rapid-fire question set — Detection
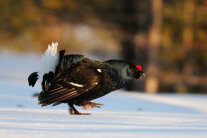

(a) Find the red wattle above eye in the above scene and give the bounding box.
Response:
[136,65,142,71]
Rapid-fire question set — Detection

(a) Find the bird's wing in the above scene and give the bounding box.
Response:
[38,66,102,106]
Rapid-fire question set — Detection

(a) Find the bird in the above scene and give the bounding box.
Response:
[28,42,145,115]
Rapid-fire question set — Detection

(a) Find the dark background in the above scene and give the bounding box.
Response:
[0,0,207,93]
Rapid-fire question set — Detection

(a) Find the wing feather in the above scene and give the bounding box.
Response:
[39,88,76,105]
[38,66,101,106]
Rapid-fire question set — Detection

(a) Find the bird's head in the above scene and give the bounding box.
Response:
[127,64,145,79]
[106,60,145,80]
[134,65,145,79]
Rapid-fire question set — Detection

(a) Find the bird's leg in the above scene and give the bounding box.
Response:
[68,103,91,115]
[83,102,103,110]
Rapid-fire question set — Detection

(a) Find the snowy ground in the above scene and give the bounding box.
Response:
[1,51,207,138]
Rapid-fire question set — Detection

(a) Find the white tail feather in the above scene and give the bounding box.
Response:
[38,42,59,82]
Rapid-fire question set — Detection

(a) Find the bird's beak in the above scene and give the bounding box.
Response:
[141,73,145,78]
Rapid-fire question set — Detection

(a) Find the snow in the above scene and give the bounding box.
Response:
[0,52,207,138]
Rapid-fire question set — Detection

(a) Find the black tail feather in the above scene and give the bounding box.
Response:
[28,72,38,87]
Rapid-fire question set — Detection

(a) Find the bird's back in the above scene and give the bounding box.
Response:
[38,56,128,106]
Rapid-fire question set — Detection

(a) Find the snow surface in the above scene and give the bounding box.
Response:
[0,52,207,138]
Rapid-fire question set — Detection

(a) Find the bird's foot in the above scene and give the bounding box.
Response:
[69,105,91,115]
[83,102,103,110]
[76,112,91,115]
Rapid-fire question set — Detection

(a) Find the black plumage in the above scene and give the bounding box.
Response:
[28,50,145,115]
[28,72,38,87]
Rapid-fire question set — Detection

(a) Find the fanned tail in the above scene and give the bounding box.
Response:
[38,42,59,82]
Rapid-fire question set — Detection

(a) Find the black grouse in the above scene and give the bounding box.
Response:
[28,42,145,115]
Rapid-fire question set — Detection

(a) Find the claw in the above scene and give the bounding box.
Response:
[83,102,103,110]
[69,103,91,115]
[70,111,91,115]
